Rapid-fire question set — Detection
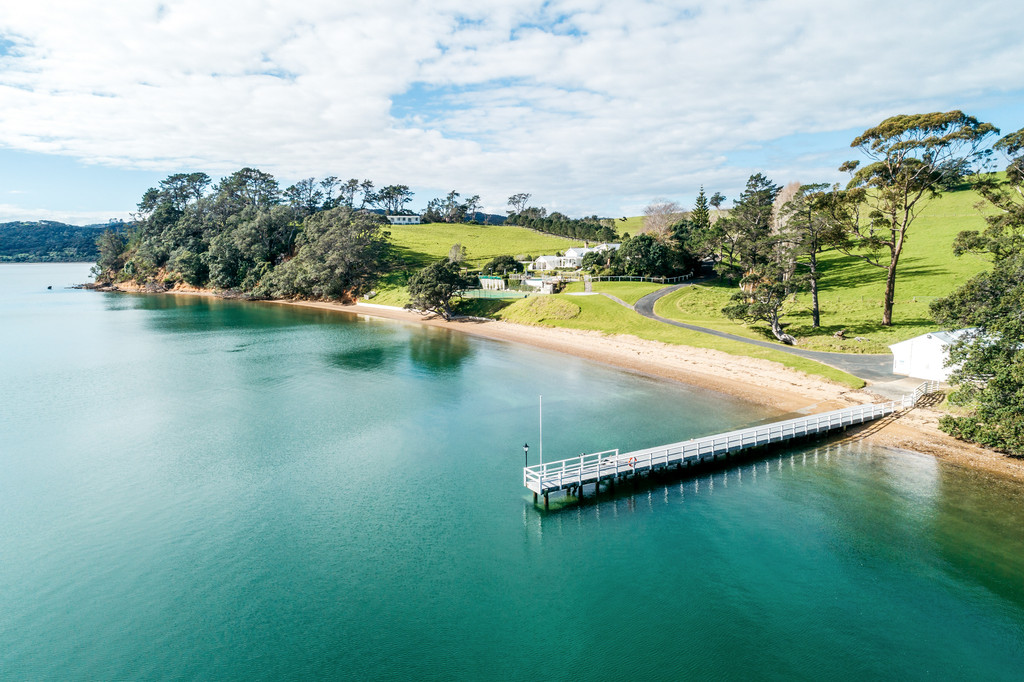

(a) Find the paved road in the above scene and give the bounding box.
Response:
[633,280,899,383]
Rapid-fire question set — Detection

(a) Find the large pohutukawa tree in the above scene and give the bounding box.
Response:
[840,111,998,326]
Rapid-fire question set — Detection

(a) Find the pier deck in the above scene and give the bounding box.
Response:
[524,381,938,500]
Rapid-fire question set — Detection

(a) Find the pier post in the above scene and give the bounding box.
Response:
[543,493,549,509]
[533,492,538,503]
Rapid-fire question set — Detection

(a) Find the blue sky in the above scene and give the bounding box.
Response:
[1,0,1023,224]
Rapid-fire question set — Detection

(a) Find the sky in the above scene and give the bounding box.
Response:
[1,0,1023,225]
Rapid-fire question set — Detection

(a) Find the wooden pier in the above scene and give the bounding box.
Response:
[524,381,939,506]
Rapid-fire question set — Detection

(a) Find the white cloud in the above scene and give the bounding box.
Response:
[1,0,1022,216]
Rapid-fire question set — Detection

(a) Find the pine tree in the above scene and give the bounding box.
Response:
[691,186,710,231]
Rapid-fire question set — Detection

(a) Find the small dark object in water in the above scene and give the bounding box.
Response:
[47,285,52,290]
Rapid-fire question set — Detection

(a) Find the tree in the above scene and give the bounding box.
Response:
[666,219,703,275]
[358,180,376,209]
[447,242,467,264]
[722,255,801,344]
[930,252,1024,455]
[481,254,523,275]
[375,184,414,214]
[442,191,464,222]
[841,111,998,325]
[691,187,710,232]
[320,176,340,208]
[720,174,780,278]
[136,172,211,219]
[581,249,609,272]
[641,200,684,239]
[284,178,324,216]
[94,229,127,281]
[719,174,802,344]
[508,193,531,214]
[204,207,293,290]
[262,208,392,300]
[462,195,481,222]
[952,126,1024,259]
[617,233,671,276]
[408,259,473,320]
[778,183,849,328]
[213,167,282,214]
[928,126,1024,455]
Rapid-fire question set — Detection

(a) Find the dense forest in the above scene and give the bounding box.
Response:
[0,221,123,262]
[95,168,392,300]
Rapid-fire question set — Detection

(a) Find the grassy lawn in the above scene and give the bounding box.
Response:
[497,294,864,388]
[370,222,583,305]
[654,184,999,354]
[562,280,669,305]
[387,222,581,269]
[615,216,644,237]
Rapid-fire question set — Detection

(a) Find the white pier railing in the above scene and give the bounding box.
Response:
[523,381,939,497]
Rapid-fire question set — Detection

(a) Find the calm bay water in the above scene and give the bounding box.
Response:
[2,263,1023,680]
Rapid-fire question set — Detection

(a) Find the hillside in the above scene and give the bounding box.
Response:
[0,221,121,262]
[653,183,998,352]
[372,221,587,306]
[387,221,583,268]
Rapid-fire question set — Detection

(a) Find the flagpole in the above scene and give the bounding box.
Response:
[539,394,543,467]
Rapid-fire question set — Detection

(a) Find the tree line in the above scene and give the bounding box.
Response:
[505,208,618,242]
[95,168,393,299]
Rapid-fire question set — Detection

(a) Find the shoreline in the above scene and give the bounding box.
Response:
[100,283,1024,482]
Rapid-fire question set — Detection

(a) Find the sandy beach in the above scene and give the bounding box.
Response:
[108,285,1024,482]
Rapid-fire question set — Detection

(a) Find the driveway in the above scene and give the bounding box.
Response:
[633,280,900,383]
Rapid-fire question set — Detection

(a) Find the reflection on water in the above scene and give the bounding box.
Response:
[408,327,473,373]
[328,344,404,372]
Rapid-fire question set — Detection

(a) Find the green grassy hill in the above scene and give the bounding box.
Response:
[371,222,585,305]
[386,221,582,268]
[654,183,998,353]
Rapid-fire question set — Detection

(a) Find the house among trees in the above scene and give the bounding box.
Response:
[386,214,421,225]
[889,329,971,381]
[530,243,619,271]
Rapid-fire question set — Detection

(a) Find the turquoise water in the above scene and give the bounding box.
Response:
[2,263,1023,680]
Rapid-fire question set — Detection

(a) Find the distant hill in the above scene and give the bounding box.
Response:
[0,220,125,263]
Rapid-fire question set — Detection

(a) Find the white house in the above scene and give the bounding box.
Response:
[889,329,972,381]
[386,214,421,225]
[531,243,620,271]
[531,255,565,271]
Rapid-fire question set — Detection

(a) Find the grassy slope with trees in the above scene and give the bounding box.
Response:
[653,183,999,353]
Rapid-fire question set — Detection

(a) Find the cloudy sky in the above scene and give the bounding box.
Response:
[1,0,1023,224]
